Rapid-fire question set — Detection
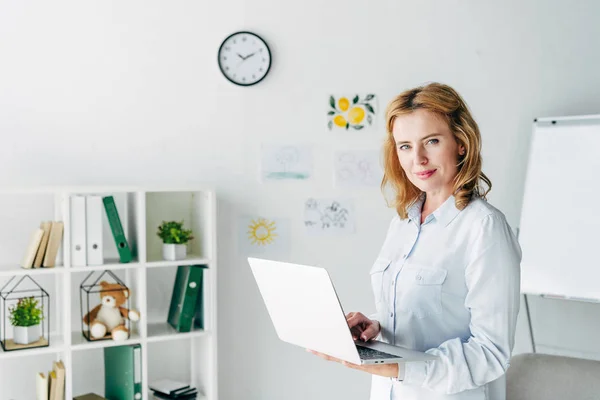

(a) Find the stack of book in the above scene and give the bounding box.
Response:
[149,379,199,399]
[35,360,65,400]
[21,221,64,269]
[69,194,132,266]
[167,265,208,332]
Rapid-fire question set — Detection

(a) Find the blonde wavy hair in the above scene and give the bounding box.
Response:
[381,82,491,219]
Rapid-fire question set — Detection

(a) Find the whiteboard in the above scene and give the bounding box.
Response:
[519,115,600,301]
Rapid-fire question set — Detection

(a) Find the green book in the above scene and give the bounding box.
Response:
[168,265,207,332]
[103,196,132,263]
[104,344,142,400]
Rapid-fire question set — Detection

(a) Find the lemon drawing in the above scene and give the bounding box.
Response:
[338,97,350,112]
[334,115,347,127]
[348,107,365,125]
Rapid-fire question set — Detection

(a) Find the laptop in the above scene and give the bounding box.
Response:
[247,257,437,365]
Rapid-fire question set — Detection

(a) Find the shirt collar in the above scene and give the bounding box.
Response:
[407,193,462,227]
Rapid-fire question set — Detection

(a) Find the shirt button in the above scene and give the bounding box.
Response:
[402,254,407,258]
[390,312,394,317]
[416,275,422,280]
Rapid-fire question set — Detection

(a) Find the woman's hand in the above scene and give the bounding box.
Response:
[346,312,380,342]
[306,349,399,378]
[306,312,397,377]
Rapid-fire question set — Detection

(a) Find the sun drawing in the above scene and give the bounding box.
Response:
[247,217,278,246]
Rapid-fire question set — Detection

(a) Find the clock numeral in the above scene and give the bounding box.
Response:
[225,46,230,51]
[252,74,256,79]
[259,68,263,72]
[242,77,246,82]
[259,48,263,52]
[242,36,247,42]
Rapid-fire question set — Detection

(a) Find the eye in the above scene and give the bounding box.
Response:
[426,138,439,145]
[398,144,410,151]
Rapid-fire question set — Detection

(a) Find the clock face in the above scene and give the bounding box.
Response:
[218,31,272,86]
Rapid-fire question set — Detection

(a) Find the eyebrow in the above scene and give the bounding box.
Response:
[396,133,441,146]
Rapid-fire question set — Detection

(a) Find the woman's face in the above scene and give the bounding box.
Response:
[392,109,464,198]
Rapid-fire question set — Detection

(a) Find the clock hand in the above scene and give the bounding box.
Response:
[237,53,245,60]
[244,52,256,59]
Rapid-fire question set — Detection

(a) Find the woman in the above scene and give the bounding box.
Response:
[311,82,521,400]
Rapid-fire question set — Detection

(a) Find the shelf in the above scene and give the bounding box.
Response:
[69,260,143,273]
[147,322,209,343]
[0,333,64,359]
[0,266,64,277]
[146,255,210,269]
[70,331,142,351]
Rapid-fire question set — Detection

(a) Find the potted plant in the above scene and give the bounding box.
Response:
[9,296,43,345]
[157,220,194,261]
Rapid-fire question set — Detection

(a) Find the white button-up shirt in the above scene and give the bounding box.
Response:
[369,194,521,400]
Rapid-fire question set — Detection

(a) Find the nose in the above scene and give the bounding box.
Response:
[414,146,428,166]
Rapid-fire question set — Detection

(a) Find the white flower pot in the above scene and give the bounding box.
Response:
[162,243,187,261]
[13,324,41,345]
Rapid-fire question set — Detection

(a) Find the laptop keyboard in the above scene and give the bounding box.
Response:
[356,345,402,360]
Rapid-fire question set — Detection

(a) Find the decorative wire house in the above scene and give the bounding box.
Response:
[0,275,50,351]
[80,270,131,341]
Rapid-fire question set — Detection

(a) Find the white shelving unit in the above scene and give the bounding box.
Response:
[0,187,217,400]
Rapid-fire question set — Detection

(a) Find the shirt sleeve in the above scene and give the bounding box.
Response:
[402,213,522,394]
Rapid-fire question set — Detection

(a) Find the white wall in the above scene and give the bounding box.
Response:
[1,0,600,399]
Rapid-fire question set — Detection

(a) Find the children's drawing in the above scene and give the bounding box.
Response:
[304,198,355,235]
[261,144,312,181]
[334,150,383,187]
[328,94,378,131]
[238,216,290,257]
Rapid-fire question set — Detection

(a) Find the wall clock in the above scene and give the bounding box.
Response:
[217,31,272,86]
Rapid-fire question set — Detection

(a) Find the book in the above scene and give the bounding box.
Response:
[149,378,190,395]
[104,344,142,400]
[52,360,65,400]
[21,228,44,268]
[167,265,207,332]
[85,195,104,265]
[70,195,87,266]
[33,221,52,268]
[35,372,48,400]
[102,196,132,263]
[42,221,64,267]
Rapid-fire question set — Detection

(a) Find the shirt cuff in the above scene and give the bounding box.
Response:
[402,361,428,386]
[395,363,406,381]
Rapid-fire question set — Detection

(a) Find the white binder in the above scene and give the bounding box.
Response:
[70,195,87,266]
[86,195,104,265]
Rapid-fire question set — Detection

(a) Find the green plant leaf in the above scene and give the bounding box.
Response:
[352,125,364,130]
[364,103,375,114]
[327,111,335,115]
[352,95,359,104]
[367,114,373,125]
[365,94,375,101]
[345,122,349,130]
[329,96,336,111]
[328,121,333,130]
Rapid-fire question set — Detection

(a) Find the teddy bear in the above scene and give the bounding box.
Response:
[82,281,140,341]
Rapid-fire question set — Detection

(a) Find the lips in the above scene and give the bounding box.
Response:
[415,169,436,179]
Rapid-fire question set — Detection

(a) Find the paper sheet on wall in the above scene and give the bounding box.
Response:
[334,150,383,187]
[238,215,290,258]
[304,198,355,235]
[261,144,312,181]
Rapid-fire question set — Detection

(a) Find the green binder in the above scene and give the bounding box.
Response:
[168,265,207,332]
[104,344,142,400]
[103,196,132,263]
